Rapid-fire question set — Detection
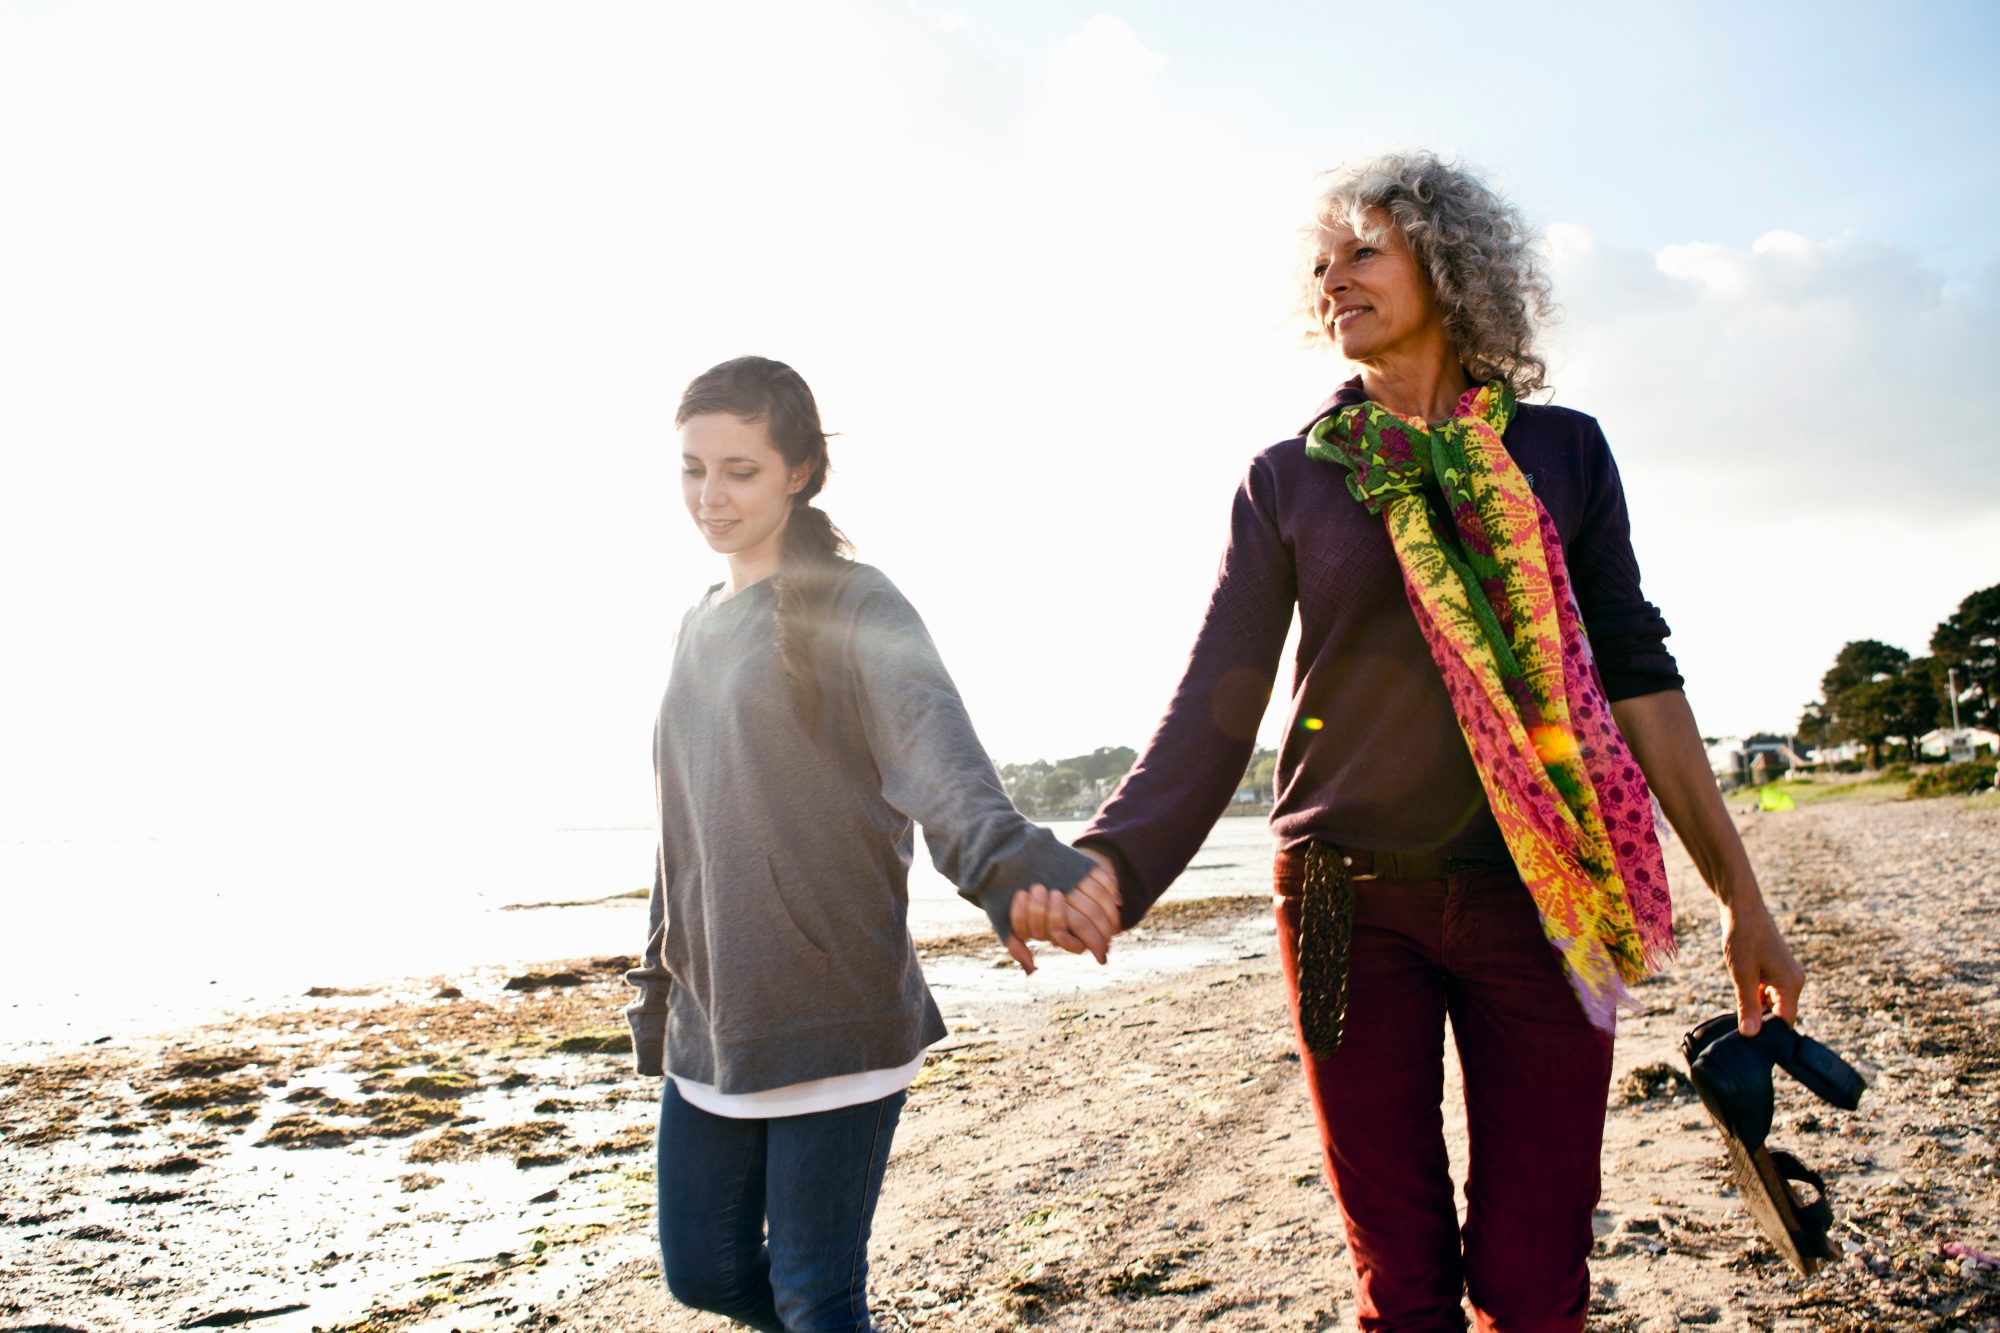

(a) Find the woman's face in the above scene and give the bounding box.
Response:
[679,412,809,566]
[1311,208,1445,367]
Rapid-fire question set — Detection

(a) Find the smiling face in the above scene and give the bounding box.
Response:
[679,411,811,581]
[1311,208,1448,370]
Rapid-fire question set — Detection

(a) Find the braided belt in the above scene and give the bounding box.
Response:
[1295,843,1355,1060]
[1294,843,1512,1059]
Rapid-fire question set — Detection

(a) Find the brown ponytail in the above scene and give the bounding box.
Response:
[676,356,852,729]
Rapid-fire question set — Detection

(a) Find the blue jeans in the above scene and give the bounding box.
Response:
[656,1080,905,1332]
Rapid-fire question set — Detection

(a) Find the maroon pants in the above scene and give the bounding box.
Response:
[1274,851,1614,1333]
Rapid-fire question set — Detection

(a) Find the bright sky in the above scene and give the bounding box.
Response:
[3,1,1997,838]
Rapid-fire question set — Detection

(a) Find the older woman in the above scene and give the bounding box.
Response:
[1012,154,1805,1331]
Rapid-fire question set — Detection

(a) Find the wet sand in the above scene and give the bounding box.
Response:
[4,796,1997,1332]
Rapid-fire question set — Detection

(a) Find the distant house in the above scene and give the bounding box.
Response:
[1774,742,1817,769]
[1706,737,1745,782]
[1918,727,1999,759]
[1708,735,1803,788]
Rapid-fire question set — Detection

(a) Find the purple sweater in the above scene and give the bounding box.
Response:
[1080,381,1682,928]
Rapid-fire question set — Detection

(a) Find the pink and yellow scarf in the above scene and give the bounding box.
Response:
[1307,381,1675,1031]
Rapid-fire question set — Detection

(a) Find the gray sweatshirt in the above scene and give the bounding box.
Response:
[624,563,1094,1092]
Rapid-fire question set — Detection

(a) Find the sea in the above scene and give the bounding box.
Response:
[0,817,1276,1056]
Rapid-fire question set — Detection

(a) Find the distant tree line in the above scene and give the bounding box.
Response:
[1795,582,1998,767]
[998,583,1999,801]
[1000,745,1279,818]
[998,746,1136,818]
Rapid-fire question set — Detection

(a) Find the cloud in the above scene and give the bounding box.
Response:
[1654,229,1944,313]
[1042,14,1169,129]
[1537,224,2000,735]
[1543,226,1998,515]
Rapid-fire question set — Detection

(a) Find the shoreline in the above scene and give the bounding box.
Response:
[0,885,1274,1067]
[6,797,1997,1331]
[0,818,1277,1059]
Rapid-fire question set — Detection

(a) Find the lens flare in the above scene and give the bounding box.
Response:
[1530,724,1579,764]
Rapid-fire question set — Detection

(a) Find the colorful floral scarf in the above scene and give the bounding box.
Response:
[1306,381,1675,1031]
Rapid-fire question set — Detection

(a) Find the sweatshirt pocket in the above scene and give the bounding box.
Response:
[708,855,830,1037]
[765,854,833,959]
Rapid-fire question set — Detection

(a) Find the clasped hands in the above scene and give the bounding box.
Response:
[1002,848,1124,974]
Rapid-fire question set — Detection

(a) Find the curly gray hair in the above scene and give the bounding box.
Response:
[1307,151,1555,397]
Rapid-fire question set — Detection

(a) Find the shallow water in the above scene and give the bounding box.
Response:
[1,817,1275,1054]
[12,1044,663,1333]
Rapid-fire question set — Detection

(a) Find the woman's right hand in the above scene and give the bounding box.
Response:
[1005,851,1123,970]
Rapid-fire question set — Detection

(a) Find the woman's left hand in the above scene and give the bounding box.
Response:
[1721,889,1805,1036]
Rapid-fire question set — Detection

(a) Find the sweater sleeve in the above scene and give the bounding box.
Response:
[623,711,671,1077]
[622,854,668,1077]
[844,574,1096,942]
[1079,455,1296,927]
[1567,422,1684,700]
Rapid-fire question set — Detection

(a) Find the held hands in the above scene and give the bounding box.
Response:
[1003,848,1123,974]
[1721,890,1805,1036]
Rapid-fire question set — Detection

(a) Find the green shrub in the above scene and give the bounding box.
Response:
[1881,762,1912,782]
[1832,759,1865,774]
[1908,761,1996,799]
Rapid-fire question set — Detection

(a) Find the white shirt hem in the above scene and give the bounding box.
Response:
[669,1050,927,1119]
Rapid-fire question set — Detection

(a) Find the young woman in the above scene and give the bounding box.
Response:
[1010,155,1806,1330]
[623,355,1119,1332]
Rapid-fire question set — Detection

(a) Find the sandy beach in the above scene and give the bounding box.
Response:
[5,794,1997,1332]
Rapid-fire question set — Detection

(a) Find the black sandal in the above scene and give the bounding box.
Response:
[1681,1014,1866,1274]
